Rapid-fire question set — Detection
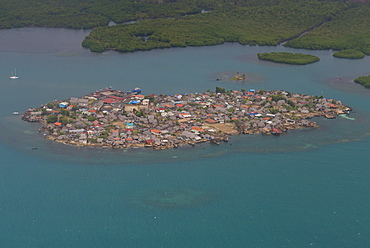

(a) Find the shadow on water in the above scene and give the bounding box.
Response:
[1,108,370,165]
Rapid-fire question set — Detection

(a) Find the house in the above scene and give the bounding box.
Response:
[205,118,217,124]
[113,102,124,111]
[156,108,165,113]
[59,102,69,108]
[77,99,89,107]
[54,122,63,127]
[191,126,205,133]
[125,104,140,112]
[179,131,196,140]
[150,129,161,135]
[134,94,145,100]
[103,98,116,104]
[178,113,192,118]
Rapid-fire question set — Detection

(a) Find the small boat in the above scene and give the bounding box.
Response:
[10,68,19,79]
[12,111,19,115]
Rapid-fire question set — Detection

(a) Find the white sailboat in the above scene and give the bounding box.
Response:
[10,68,19,79]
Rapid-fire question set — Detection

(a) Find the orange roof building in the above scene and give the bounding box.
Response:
[205,118,217,123]
[191,126,205,132]
[150,129,161,134]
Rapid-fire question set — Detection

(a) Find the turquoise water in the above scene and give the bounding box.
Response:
[1,28,370,247]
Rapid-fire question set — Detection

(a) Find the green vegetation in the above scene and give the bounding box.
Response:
[83,0,347,52]
[270,94,286,102]
[1,0,370,58]
[284,6,370,56]
[0,0,110,29]
[215,87,226,93]
[333,49,365,59]
[87,116,97,122]
[60,109,70,116]
[0,0,215,29]
[46,114,58,123]
[59,116,70,125]
[257,52,320,65]
[354,75,370,88]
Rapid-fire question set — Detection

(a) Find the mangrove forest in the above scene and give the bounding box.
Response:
[354,75,370,88]
[1,0,370,57]
[257,52,320,65]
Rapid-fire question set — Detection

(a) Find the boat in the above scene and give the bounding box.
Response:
[12,111,19,115]
[126,88,141,94]
[10,68,19,79]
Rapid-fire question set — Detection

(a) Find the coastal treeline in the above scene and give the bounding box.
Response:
[82,0,346,52]
[257,52,320,65]
[284,6,370,55]
[1,0,370,57]
[332,49,366,59]
[354,75,370,88]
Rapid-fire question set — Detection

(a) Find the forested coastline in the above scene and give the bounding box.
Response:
[257,52,320,65]
[1,0,370,55]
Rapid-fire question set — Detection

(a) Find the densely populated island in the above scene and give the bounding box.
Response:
[22,87,351,149]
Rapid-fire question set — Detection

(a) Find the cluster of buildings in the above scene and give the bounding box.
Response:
[22,87,351,149]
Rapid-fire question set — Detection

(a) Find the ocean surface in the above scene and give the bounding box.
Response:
[0,27,370,247]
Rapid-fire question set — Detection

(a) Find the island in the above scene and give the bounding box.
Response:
[231,72,246,81]
[22,87,352,149]
[354,75,370,88]
[333,49,366,59]
[257,52,320,65]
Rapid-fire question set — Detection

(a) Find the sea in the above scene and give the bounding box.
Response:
[0,27,369,248]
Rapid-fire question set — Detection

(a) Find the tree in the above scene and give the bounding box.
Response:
[271,94,286,102]
[59,116,69,125]
[215,86,225,93]
[87,116,97,122]
[46,102,54,109]
[46,114,58,123]
[60,109,70,116]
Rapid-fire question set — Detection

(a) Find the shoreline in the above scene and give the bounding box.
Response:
[22,87,352,150]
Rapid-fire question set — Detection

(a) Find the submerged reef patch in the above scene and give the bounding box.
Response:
[128,188,216,209]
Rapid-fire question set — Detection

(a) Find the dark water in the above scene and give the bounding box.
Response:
[0,28,370,247]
